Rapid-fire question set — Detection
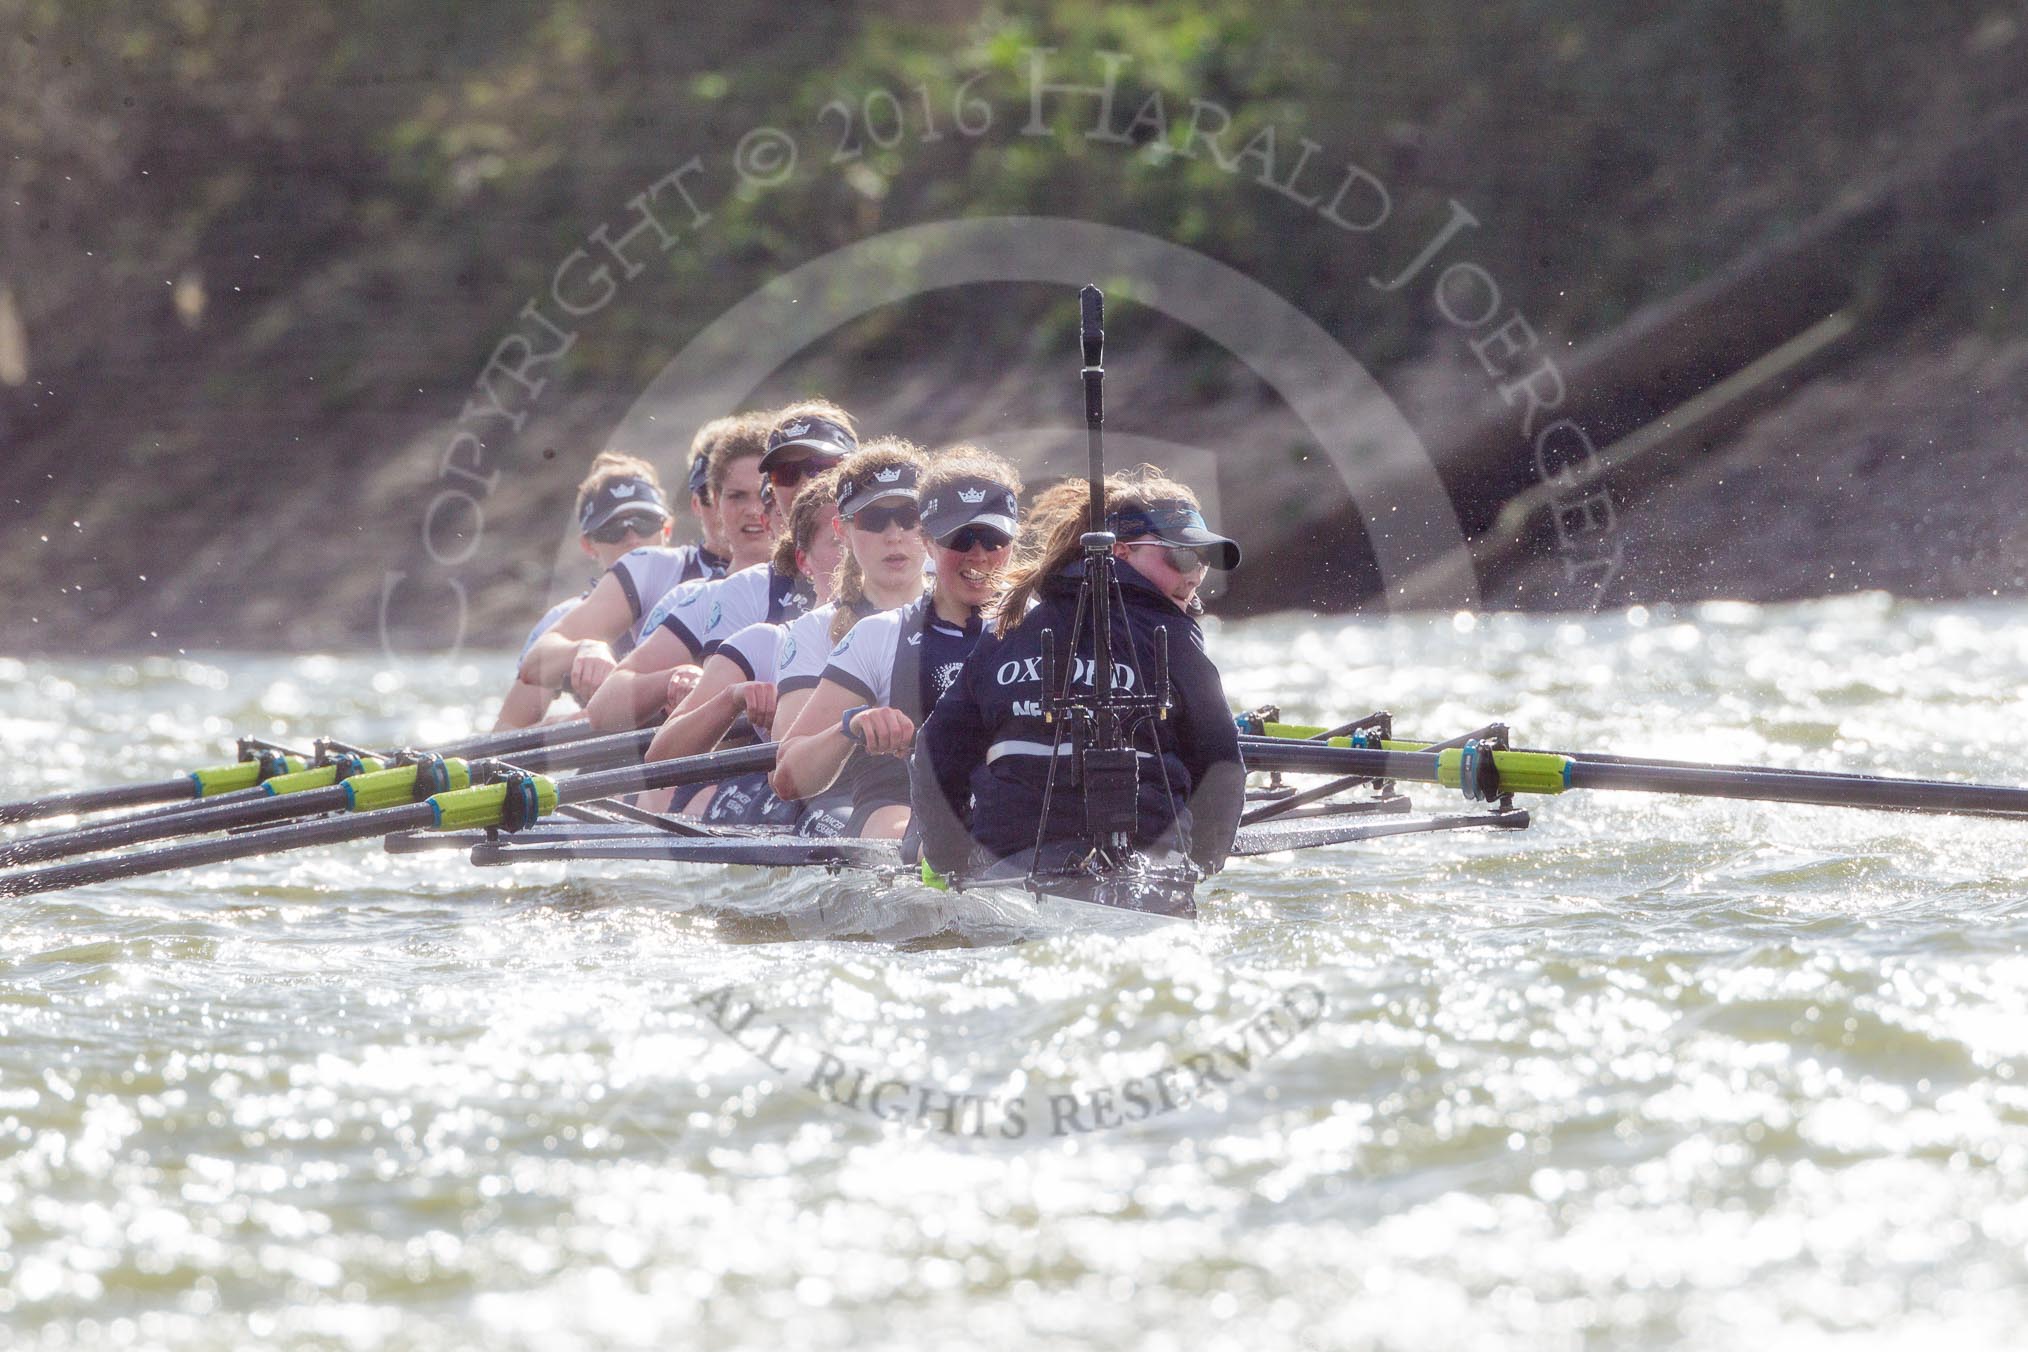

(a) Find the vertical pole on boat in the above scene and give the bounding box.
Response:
[1079,285,1126,860]
[1081,285,1107,531]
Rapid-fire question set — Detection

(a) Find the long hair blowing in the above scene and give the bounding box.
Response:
[827,437,932,642]
[992,465,1202,636]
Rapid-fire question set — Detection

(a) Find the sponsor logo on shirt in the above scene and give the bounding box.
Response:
[643,592,682,632]
[676,580,707,606]
[705,601,724,633]
[780,633,797,666]
[932,661,966,696]
[710,781,753,819]
[800,808,845,837]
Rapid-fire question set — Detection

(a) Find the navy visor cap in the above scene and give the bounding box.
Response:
[922,477,1021,544]
[1108,501,1241,570]
[686,449,712,499]
[578,476,673,535]
[759,415,857,474]
[836,461,921,517]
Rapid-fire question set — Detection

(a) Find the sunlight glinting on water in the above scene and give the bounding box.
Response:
[4,598,2028,1348]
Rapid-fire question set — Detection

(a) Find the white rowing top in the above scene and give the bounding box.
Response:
[717,620,783,685]
[776,603,844,694]
[612,544,724,649]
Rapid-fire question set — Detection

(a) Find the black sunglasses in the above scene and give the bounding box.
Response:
[588,513,665,544]
[1124,539,1214,570]
[850,503,921,533]
[767,456,842,490]
[940,524,1012,553]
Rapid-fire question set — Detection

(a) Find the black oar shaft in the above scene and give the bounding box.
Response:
[430,718,595,759]
[0,802,440,897]
[0,742,776,900]
[0,785,353,868]
[1240,741,1441,781]
[0,779,195,826]
[1238,737,2028,818]
[1,726,656,871]
[502,728,656,774]
[553,743,776,806]
[0,720,603,829]
[1565,759,2028,816]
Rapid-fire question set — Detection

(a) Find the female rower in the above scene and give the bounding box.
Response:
[586,402,862,731]
[518,415,771,708]
[493,450,676,729]
[771,447,1022,838]
[635,468,848,819]
[754,398,857,520]
[909,468,1246,881]
[578,414,792,729]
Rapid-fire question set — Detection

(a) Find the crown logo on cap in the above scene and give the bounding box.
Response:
[780,421,812,438]
[957,487,987,504]
[611,484,637,498]
[872,467,902,483]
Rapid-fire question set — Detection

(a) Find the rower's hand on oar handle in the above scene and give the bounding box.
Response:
[665,664,703,709]
[731,680,778,733]
[567,641,618,701]
[847,707,917,758]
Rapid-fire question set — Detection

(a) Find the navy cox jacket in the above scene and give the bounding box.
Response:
[909,561,1245,875]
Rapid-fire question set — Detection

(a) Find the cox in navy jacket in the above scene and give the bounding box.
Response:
[909,561,1244,877]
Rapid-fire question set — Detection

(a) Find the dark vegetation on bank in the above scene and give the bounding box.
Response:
[3,2,2025,652]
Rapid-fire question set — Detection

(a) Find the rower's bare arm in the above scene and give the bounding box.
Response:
[646,656,750,762]
[772,688,813,740]
[770,679,860,800]
[517,575,634,690]
[492,679,558,732]
[585,626,699,732]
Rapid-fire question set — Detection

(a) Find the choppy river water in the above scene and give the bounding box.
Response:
[5,594,2028,1350]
